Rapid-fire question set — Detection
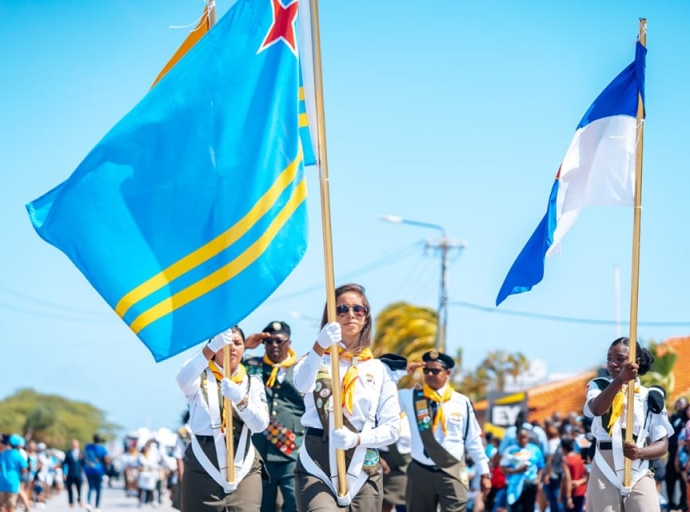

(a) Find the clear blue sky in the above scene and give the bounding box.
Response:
[1,0,689,434]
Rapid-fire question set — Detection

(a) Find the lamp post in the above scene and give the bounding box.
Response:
[379,215,466,353]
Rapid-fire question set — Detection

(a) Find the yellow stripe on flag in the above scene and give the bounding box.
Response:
[129,176,308,334]
[115,154,303,318]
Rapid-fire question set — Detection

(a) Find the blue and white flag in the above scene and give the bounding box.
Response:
[497,42,646,306]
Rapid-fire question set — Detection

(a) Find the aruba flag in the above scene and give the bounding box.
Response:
[496,41,646,306]
[27,0,310,361]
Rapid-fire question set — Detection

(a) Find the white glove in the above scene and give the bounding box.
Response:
[316,322,341,350]
[220,378,246,404]
[331,428,360,450]
[208,329,233,353]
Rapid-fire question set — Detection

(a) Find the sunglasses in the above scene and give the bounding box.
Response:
[263,337,289,346]
[336,304,369,317]
[422,368,445,375]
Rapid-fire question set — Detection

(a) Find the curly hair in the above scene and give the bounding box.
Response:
[609,337,655,375]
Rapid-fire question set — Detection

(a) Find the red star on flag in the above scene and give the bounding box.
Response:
[258,0,299,56]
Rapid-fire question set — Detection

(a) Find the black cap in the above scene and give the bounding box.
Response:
[378,353,407,371]
[422,350,455,369]
[262,321,291,337]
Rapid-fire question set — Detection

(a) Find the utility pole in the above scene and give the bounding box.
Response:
[380,215,466,353]
[426,235,465,353]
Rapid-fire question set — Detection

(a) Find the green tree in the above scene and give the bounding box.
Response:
[373,302,438,388]
[373,301,437,359]
[639,339,677,401]
[0,388,120,449]
[477,350,530,392]
[455,365,490,403]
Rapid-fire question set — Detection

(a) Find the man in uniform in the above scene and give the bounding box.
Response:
[244,321,305,512]
[400,350,491,512]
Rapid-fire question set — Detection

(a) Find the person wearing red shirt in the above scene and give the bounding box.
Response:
[561,437,588,512]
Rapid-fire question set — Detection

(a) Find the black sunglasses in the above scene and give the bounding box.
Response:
[422,368,444,375]
[336,304,369,317]
[263,337,289,346]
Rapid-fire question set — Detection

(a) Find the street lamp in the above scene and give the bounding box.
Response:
[289,310,321,328]
[379,214,466,353]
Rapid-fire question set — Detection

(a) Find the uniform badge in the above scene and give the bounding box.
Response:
[363,448,379,467]
[415,399,431,430]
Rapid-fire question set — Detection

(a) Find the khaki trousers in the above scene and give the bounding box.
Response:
[380,450,408,506]
[294,433,383,511]
[405,459,468,512]
[182,439,263,512]
[585,448,660,512]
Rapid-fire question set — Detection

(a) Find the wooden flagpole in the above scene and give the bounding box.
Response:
[623,17,647,488]
[205,0,235,485]
[309,0,348,497]
[223,345,236,484]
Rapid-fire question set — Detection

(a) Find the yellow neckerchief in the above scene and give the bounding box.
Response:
[208,360,247,432]
[337,347,374,414]
[263,349,297,387]
[607,382,641,435]
[422,383,454,436]
[208,360,246,383]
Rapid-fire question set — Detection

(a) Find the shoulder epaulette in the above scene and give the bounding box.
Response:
[592,378,610,391]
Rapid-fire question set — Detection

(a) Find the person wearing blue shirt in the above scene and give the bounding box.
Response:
[83,434,109,512]
[498,411,548,456]
[500,428,545,512]
[0,434,29,512]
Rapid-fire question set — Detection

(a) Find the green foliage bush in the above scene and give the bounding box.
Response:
[0,388,120,449]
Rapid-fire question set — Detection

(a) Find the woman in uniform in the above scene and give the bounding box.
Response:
[583,337,673,512]
[175,325,269,511]
[293,283,401,511]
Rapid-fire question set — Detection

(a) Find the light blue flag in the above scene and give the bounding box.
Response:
[26,0,309,361]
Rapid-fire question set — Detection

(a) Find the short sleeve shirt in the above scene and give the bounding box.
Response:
[0,449,28,493]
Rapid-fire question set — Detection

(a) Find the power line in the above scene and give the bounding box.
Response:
[0,302,118,324]
[0,285,111,317]
[268,242,423,303]
[450,300,690,327]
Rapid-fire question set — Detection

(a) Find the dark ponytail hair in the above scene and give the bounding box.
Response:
[231,325,245,342]
[609,337,655,375]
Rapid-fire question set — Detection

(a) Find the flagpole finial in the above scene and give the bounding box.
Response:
[638,18,647,45]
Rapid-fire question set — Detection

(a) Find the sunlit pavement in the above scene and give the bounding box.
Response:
[29,481,178,512]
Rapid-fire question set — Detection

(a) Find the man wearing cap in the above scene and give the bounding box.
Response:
[0,434,28,512]
[244,321,305,512]
[399,350,491,512]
